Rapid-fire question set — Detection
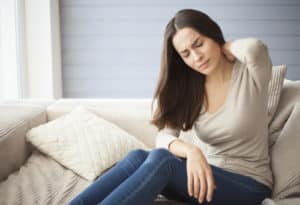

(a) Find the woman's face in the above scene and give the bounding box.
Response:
[172,27,223,75]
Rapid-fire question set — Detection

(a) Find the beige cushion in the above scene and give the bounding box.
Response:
[271,102,300,198]
[26,106,149,181]
[268,65,287,123]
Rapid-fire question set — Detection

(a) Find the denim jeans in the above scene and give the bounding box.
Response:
[68,148,271,205]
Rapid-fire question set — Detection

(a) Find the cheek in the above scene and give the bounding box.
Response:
[183,58,194,68]
[209,46,222,63]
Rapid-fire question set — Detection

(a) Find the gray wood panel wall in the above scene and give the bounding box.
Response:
[59,0,300,98]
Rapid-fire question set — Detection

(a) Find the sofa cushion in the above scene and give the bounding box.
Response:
[26,106,149,181]
[0,150,91,205]
[271,102,300,198]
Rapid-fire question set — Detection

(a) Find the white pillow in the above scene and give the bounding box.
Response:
[267,65,287,123]
[26,106,149,181]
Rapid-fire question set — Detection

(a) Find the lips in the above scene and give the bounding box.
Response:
[199,59,209,69]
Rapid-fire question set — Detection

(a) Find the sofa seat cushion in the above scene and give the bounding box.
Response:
[0,150,91,205]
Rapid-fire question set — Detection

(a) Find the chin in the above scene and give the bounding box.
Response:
[197,66,213,76]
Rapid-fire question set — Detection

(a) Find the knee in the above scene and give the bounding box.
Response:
[148,148,175,162]
[126,148,148,162]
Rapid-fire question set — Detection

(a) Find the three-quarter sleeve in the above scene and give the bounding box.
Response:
[155,127,180,149]
[229,38,272,90]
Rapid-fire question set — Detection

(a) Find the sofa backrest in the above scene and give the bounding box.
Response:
[46,99,160,148]
[46,99,208,151]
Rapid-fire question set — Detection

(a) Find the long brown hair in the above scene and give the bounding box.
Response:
[150,9,226,131]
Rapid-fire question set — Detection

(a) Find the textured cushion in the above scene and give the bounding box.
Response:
[267,65,287,123]
[26,106,149,181]
[271,103,300,198]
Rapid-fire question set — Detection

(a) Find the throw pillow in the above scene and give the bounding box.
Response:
[267,65,287,124]
[26,106,149,181]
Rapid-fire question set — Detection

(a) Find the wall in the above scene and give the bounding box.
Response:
[60,0,300,98]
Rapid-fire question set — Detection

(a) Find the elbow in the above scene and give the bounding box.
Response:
[245,38,269,63]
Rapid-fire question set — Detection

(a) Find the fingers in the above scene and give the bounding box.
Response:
[206,169,215,202]
[193,175,200,198]
[222,43,235,62]
[188,171,193,197]
[198,171,206,203]
[191,168,215,203]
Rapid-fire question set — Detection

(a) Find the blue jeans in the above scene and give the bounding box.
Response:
[68,148,271,205]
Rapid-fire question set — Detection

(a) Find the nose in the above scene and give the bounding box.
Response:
[191,50,203,62]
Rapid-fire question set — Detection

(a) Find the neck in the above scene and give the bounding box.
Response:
[205,56,233,87]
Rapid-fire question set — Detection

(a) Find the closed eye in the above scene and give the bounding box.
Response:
[182,52,189,58]
[195,42,203,47]
[183,53,189,58]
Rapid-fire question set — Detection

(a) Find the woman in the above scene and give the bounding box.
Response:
[69,9,273,205]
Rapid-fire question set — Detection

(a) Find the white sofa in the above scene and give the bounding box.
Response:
[0,80,300,205]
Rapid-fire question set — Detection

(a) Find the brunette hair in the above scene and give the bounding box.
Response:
[150,9,226,131]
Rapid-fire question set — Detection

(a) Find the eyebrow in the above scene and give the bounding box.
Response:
[180,37,201,54]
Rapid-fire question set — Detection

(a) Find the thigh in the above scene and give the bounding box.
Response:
[160,158,271,205]
[69,149,149,205]
[203,165,271,205]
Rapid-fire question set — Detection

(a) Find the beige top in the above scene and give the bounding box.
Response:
[155,38,273,189]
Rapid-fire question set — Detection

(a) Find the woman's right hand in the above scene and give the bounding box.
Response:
[186,147,216,203]
[222,41,236,62]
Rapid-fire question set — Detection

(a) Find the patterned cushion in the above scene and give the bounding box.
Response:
[26,106,148,181]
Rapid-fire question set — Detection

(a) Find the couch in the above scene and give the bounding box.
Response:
[0,80,300,205]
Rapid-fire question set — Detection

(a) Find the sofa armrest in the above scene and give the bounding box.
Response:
[0,104,49,182]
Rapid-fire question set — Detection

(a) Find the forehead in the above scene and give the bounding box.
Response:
[172,27,204,51]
